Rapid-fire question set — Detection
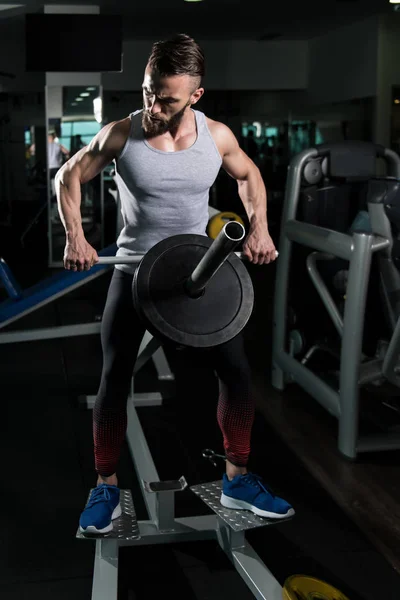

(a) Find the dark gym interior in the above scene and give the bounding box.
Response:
[1,1,400,599]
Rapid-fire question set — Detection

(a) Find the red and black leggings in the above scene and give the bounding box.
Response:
[94,268,254,477]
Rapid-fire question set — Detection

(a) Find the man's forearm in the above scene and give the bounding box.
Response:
[55,169,84,241]
[237,167,268,229]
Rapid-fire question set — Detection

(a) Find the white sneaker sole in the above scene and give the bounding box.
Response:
[79,503,122,534]
[220,493,295,519]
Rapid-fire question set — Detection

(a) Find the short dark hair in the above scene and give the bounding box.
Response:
[148,33,205,85]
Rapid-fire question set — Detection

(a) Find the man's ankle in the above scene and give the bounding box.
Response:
[226,460,247,481]
[97,473,118,487]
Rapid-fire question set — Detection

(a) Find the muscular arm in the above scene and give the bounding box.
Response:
[55,118,129,240]
[215,125,267,228]
[209,120,276,264]
[55,118,129,270]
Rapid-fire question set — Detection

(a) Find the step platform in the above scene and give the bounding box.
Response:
[190,480,293,532]
[76,489,140,541]
[76,481,292,541]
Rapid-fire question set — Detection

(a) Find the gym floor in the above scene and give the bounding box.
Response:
[1,261,400,600]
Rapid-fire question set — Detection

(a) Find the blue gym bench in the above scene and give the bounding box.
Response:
[0,244,117,338]
[0,244,174,403]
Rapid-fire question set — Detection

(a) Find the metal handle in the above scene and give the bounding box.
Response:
[96,236,279,268]
[97,255,144,265]
[202,448,226,467]
[96,252,278,265]
[97,251,248,265]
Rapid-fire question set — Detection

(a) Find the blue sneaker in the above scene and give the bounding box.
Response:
[220,473,294,519]
[79,484,122,534]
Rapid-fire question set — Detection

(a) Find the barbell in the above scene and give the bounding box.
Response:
[97,222,276,347]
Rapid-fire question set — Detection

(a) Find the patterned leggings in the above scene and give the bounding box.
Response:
[94,268,255,477]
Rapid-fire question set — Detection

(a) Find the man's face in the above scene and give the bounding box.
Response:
[142,67,203,137]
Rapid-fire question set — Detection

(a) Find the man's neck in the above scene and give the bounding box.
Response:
[166,108,195,141]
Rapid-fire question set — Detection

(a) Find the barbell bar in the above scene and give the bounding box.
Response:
[97,251,278,265]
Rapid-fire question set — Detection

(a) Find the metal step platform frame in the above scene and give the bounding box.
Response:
[78,331,291,600]
[272,141,400,460]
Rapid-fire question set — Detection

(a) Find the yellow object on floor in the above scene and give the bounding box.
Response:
[283,575,351,600]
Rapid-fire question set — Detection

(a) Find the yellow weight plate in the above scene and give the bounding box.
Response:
[283,575,351,600]
[207,211,245,239]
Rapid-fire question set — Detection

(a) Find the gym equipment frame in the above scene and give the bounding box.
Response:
[76,227,290,600]
[78,327,290,600]
[272,141,400,459]
[1,225,291,598]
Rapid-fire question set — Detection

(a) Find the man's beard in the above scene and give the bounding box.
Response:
[142,102,190,139]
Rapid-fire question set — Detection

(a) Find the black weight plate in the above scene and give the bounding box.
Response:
[133,234,254,347]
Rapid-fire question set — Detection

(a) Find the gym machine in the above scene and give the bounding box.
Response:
[77,222,293,600]
[272,141,400,459]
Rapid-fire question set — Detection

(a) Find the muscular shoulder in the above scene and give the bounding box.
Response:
[205,117,238,157]
[110,117,131,137]
[60,116,132,181]
[94,117,131,159]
